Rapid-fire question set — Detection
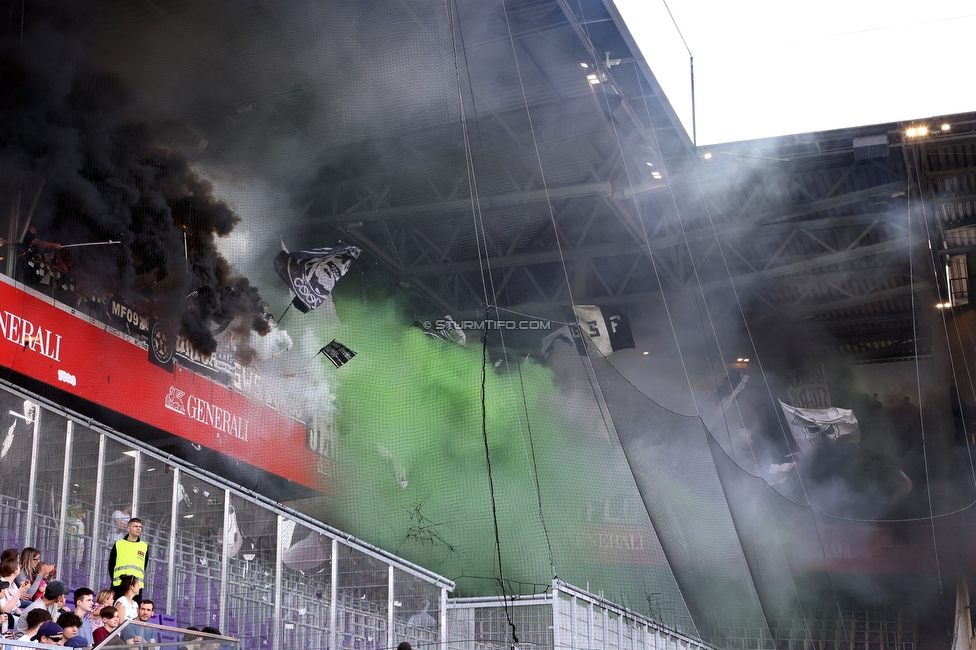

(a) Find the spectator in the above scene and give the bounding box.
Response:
[73,587,95,645]
[66,506,87,571]
[57,611,82,642]
[15,547,55,606]
[113,575,139,621]
[869,393,883,415]
[91,589,114,633]
[64,637,91,648]
[398,643,413,650]
[109,518,148,601]
[177,626,201,650]
[16,609,51,641]
[112,505,131,533]
[15,580,68,635]
[120,600,156,645]
[92,606,123,646]
[30,620,63,646]
[200,626,222,650]
[0,556,29,616]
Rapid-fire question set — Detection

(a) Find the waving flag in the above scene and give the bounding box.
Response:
[320,339,357,367]
[274,242,362,313]
[779,400,861,454]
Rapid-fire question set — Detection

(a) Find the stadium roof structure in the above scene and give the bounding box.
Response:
[53,0,976,643]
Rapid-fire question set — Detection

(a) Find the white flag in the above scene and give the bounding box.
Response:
[779,400,861,454]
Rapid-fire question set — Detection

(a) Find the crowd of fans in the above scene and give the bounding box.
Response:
[0,512,223,648]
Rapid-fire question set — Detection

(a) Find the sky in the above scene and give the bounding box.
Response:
[610,0,976,145]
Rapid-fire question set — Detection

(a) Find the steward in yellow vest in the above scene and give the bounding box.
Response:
[108,518,148,600]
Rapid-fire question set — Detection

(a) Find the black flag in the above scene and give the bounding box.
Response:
[147,319,175,372]
[320,340,357,367]
[572,305,635,356]
[274,242,362,313]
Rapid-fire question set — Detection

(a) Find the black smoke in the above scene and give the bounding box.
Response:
[0,1,268,357]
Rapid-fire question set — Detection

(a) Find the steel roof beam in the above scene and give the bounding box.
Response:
[699,237,910,292]
[306,181,612,225]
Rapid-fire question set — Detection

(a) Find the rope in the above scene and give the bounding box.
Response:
[905,144,948,632]
[446,0,520,642]
[479,304,515,645]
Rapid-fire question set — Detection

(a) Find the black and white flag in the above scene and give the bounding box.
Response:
[320,339,357,368]
[274,242,362,313]
[572,305,635,356]
[541,324,579,359]
[779,400,861,454]
[418,315,466,346]
[147,319,175,372]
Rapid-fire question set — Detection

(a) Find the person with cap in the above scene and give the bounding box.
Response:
[30,620,63,646]
[15,580,69,635]
[64,636,91,648]
[108,518,148,601]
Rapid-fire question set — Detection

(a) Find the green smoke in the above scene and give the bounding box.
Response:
[294,289,690,628]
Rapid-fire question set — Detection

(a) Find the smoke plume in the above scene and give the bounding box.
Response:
[0,1,268,357]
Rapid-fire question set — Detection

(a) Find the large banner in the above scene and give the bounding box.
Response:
[0,277,328,493]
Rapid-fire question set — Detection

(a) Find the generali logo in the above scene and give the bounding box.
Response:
[164,386,249,442]
[0,310,63,361]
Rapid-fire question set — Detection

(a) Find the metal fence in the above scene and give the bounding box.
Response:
[447,580,717,650]
[0,381,454,650]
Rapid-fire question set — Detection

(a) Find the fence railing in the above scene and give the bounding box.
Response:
[0,379,454,650]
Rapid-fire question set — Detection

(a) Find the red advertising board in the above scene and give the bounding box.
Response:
[0,277,328,493]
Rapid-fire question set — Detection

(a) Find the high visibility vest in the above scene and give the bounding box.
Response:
[111,538,147,586]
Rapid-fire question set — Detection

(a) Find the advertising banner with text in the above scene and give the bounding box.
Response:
[0,277,328,493]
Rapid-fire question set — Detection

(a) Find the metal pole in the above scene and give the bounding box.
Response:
[131,451,141,518]
[589,600,595,650]
[90,433,105,590]
[387,565,394,650]
[440,587,448,650]
[329,539,338,650]
[24,402,40,547]
[219,489,230,630]
[273,515,283,650]
[56,420,73,572]
[6,192,18,278]
[552,580,561,650]
[166,467,179,618]
[570,594,577,650]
